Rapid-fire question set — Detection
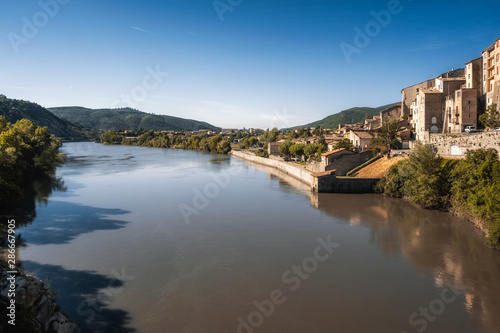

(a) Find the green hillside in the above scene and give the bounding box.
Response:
[292,103,399,130]
[48,107,221,132]
[0,95,90,138]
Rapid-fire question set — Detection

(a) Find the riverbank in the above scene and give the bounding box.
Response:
[377,144,500,249]
[0,269,79,333]
[230,150,380,193]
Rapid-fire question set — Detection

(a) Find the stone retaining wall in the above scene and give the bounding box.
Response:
[230,150,314,186]
[426,131,500,158]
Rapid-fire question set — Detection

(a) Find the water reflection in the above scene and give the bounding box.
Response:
[22,261,136,333]
[261,166,500,333]
[0,172,66,227]
[19,201,130,245]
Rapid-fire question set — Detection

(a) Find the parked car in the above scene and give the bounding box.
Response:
[493,127,500,131]
[464,126,477,133]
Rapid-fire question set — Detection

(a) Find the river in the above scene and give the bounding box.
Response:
[15,142,500,333]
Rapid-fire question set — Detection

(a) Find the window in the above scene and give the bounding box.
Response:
[468,83,471,88]
[468,74,471,79]
[432,117,437,124]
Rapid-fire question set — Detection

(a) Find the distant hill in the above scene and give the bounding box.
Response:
[48,107,221,132]
[0,95,90,138]
[291,103,399,130]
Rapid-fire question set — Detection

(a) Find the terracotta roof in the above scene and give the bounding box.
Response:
[321,148,354,156]
[422,88,442,94]
[350,130,373,139]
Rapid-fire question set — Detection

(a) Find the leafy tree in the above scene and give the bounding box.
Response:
[304,143,325,160]
[334,138,354,150]
[479,104,500,129]
[278,140,293,158]
[289,143,306,158]
[240,137,249,149]
[248,136,258,147]
[263,128,279,143]
[216,139,232,154]
[312,126,323,136]
[0,117,64,203]
[209,135,222,152]
[287,130,298,140]
[296,127,305,137]
[451,149,500,248]
[372,120,400,158]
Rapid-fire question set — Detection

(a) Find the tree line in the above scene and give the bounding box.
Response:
[0,117,64,204]
[377,143,500,249]
[101,130,232,154]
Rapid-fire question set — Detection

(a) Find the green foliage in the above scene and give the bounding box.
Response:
[0,117,64,203]
[451,149,500,248]
[479,104,500,129]
[289,143,306,157]
[291,103,398,130]
[378,145,500,249]
[49,106,220,132]
[0,95,92,138]
[333,138,354,150]
[279,140,293,157]
[263,128,279,143]
[101,130,232,155]
[303,143,325,161]
[371,120,401,158]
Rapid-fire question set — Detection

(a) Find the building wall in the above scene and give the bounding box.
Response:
[465,57,483,93]
[268,141,281,155]
[421,93,443,140]
[380,105,402,124]
[349,131,372,151]
[482,40,500,111]
[401,80,434,116]
[308,150,373,176]
[312,175,379,193]
[230,150,315,185]
[428,131,500,158]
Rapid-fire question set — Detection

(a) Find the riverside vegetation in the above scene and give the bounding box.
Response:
[0,116,64,205]
[377,143,500,249]
[101,129,233,154]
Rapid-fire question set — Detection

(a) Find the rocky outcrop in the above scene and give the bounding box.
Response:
[0,269,80,333]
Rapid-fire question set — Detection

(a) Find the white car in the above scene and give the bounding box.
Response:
[464,126,476,133]
[493,127,500,131]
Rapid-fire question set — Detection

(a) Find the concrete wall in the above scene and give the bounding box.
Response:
[428,131,500,157]
[230,150,314,186]
[307,150,374,176]
[313,175,380,193]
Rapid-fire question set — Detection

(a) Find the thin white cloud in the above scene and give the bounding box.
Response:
[131,26,153,34]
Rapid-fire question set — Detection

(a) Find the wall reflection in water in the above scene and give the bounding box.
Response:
[254,161,500,333]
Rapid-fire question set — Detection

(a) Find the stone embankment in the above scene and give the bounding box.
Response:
[426,131,500,158]
[230,150,315,186]
[0,269,79,333]
[230,150,379,193]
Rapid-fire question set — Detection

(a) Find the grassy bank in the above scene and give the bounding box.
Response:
[376,143,500,249]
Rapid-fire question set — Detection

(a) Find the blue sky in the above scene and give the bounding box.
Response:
[1,0,499,128]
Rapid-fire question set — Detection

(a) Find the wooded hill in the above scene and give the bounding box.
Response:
[291,103,399,130]
[48,106,220,132]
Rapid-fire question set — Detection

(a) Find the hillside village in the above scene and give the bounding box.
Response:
[256,37,500,167]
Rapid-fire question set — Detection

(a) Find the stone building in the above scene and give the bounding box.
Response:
[380,103,402,125]
[482,39,500,111]
[268,139,285,155]
[349,130,373,151]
